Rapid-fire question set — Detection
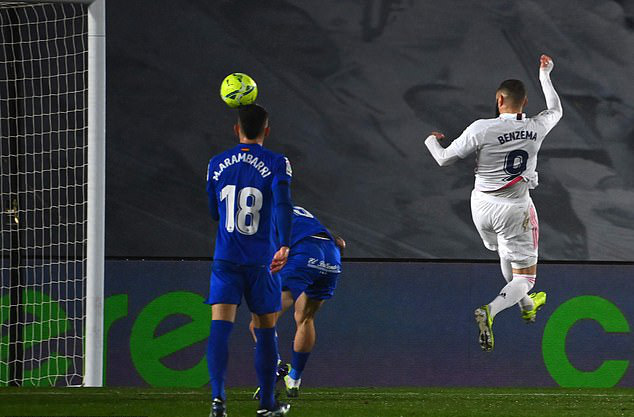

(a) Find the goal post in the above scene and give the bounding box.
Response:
[85,0,105,388]
[0,0,105,387]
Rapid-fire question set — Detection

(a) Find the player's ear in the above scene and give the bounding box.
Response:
[234,123,240,138]
[264,126,270,137]
[523,97,528,108]
[497,94,504,107]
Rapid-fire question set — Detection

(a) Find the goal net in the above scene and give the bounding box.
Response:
[0,0,104,387]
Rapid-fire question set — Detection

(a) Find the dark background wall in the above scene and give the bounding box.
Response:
[105,0,634,260]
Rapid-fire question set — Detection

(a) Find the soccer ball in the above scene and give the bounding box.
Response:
[219,73,258,108]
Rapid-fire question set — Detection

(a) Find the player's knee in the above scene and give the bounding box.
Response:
[253,312,277,329]
[510,256,537,270]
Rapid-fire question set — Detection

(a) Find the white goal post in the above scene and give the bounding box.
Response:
[0,0,105,387]
[85,0,105,389]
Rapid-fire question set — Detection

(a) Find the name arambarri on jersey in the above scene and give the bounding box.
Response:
[497,130,538,144]
[212,152,272,181]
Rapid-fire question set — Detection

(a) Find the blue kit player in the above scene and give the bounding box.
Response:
[206,104,293,417]
[251,205,345,398]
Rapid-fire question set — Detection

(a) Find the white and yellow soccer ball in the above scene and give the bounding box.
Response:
[219,73,258,108]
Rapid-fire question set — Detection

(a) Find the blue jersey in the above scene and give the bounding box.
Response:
[207,143,292,265]
[288,206,333,247]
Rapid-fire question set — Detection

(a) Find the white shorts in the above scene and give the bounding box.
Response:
[470,190,539,269]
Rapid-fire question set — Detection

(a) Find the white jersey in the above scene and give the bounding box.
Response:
[450,110,559,191]
[425,68,562,193]
[425,61,561,267]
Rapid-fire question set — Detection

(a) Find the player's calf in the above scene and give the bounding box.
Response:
[488,272,535,318]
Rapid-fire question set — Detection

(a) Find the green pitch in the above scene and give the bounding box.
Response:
[1,387,633,417]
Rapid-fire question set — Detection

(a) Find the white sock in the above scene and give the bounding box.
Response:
[499,257,534,311]
[488,274,535,318]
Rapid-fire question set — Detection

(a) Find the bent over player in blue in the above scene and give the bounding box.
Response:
[250,205,345,398]
[206,104,293,417]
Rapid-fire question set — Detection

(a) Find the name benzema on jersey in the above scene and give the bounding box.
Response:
[497,130,538,145]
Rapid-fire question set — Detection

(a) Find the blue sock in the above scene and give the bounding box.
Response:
[254,327,278,410]
[207,320,233,400]
[289,349,310,380]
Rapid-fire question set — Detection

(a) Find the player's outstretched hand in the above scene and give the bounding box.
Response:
[540,54,554,74]
[430,131,445,140]
[270,246,290,273]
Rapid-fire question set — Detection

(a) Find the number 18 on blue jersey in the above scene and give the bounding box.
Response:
[206,143,292,266]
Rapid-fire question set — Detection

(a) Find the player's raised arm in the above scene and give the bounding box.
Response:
[537,54,563,128]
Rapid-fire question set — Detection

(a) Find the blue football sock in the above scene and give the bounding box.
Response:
[289,349,310,380]
[253,332,281,365]
[254,327,278,410]
[207,320,234,400]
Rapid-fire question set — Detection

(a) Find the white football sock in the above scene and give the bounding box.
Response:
[499,257,534,311]
[488,274,535,318]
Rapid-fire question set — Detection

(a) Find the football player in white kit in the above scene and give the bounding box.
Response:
[424,55,562,351]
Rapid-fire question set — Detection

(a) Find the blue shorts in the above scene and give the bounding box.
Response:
[205,260,282,315]
[281,237,342,301]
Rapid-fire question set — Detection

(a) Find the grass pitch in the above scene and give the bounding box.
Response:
[1,387,633,417]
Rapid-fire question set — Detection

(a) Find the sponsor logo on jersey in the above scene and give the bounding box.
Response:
[497,130,538,144]
[212,152,272,181]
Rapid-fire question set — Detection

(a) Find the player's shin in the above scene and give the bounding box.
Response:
[290,319,315,380]
[207,320,234,400]
[499,256,534,310]
[488,274,536,318]
[254,327,279,410]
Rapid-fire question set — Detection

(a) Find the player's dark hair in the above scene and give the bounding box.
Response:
[238,104,268,139]
[497,79,526,106]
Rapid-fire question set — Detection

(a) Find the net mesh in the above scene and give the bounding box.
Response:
[0,1,88,386]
